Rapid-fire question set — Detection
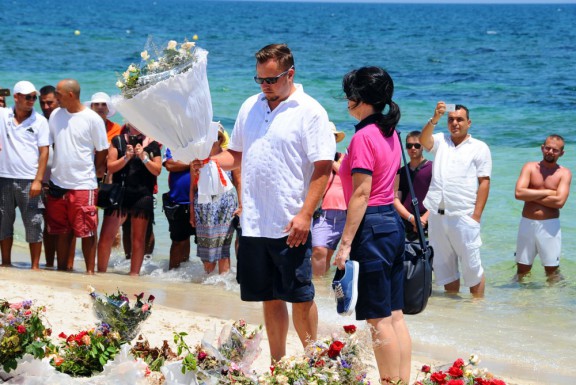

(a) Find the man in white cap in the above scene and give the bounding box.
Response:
[0,80,50,269]
[85,92,121,144]
[46,79,108,274]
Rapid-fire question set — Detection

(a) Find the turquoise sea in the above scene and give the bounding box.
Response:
[1,1,576,383]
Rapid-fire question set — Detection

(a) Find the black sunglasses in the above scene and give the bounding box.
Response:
[20,94,38,101]
[406,143,422,149]
[254,65,293,85]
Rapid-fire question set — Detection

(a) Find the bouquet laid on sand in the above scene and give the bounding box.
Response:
[414,355,507,385]
[89,286,155,342]
[258,324,370,385]
[0,299,53,373]
[114,37,232,204]
[160,319,264,384]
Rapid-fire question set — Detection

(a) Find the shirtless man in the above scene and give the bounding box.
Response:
[514,134,572,280]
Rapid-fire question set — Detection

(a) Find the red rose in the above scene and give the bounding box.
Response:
[315,359,325,368]
[453,358,465,368]
[430,371,447,384]
[58,332,67,339]
[343,324,357,334]
[327,340,345,359]
[421,365,431,373]
[489,380,507,385]
[269,365,275,375]
[148,294,155,302]
[474,379,490,385]
[17,325,26,334]
[447,380,465,385]
[198,351,207,361]
[448,365,464,377]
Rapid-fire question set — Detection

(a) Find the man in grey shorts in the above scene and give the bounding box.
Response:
[0,81,49,269]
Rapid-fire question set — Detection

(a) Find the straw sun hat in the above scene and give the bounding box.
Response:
[329,122,345,143]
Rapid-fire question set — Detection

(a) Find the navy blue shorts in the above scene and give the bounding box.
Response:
[351,205,405,320]
[237,235,314,303]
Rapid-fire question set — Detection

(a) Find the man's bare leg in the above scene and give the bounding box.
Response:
[263,300,289,362]
[292,300,318,347]
[30,242,42,270]
[0,238,13,266]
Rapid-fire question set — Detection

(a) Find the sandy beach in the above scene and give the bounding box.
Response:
[0,244,551,385]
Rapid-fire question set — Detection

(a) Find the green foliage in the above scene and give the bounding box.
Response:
[0,299,54,373]
[50,323,123,377]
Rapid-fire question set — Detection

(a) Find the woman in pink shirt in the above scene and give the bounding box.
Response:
[335,66,411,384]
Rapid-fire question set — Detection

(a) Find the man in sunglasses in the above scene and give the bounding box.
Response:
[0,81,50,269]
[192,43,334,362]
[420,102,492,298]
[394,130,432,241]
[514,134,571,282]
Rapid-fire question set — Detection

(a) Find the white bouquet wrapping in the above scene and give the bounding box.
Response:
[114,39,232,204]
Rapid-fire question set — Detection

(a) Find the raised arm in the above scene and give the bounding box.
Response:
[420,101,446,151]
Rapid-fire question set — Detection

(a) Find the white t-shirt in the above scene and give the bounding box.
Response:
[229,84,335,238]
[423,132,492,216]
[49,107,109,190]
[0,107,50,180]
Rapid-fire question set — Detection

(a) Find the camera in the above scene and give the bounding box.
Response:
[0,89,10,97]
[128,135,143,147]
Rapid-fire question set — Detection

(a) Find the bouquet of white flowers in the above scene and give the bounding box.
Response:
[114,37,232,203]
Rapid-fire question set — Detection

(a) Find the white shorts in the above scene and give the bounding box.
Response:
[428,212,484,287]
[515,217,561,267]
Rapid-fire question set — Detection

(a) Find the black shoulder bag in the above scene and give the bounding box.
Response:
[97,136,126,210]
[398,131,434,315]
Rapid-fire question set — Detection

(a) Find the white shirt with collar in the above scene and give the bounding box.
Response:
[423,132,491,217]
[0,107,50,180]
[229,84,335,238]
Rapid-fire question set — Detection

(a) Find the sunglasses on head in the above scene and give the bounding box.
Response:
[406,143,422,149]
[254,65,293,85]
[20,94,38,101]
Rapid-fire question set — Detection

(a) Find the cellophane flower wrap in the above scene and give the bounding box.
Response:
[0,299,53,373]
[258,324,369,385]
[114,37,232,204]
[162,320,262,385]
[88,286,154,342]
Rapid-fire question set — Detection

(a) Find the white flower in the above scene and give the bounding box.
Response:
[469,354,480,365]
[167,40,177,50]
[128,64,138,73]
[147,61,159,71]
[181,41,195,51]
[122,71,129,80]
[472,368,481,377]
[87,285,95,293]
[464,369,473,377]
[276,374,289,385]
[140,50,150,61]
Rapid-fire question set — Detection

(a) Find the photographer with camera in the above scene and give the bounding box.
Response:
[97,123,161,276]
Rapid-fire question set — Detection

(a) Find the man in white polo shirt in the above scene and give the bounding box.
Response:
[46,79,108,274]
[193,44,334,361]
[0,81,49,269]
[420,102,491,297]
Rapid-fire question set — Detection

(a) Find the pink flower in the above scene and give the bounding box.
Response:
[9,302,22,310]
[142,304,150,312]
